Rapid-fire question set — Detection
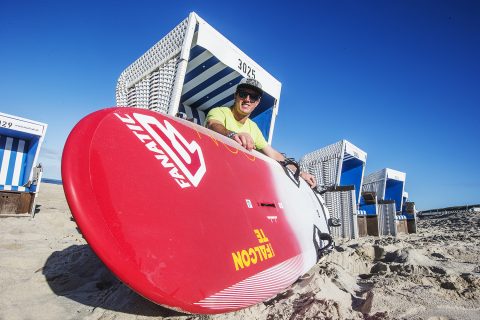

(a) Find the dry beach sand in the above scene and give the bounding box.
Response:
[0,183,479,320]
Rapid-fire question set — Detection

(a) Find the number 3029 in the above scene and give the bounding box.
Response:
[238,59,256,79]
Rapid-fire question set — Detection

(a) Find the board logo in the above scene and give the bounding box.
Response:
[114,112,206,188]
[231,229,275,271]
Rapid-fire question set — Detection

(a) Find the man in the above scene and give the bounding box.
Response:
[205,78,316,188]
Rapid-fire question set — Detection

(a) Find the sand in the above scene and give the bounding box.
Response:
[0,183,479,320]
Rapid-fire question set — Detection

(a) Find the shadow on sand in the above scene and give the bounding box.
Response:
[43,244,188,317]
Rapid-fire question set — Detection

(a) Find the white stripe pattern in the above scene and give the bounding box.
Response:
[1,136,29,190]
[0,137,13,184]
[182,62,225,93]
[186,50,213,73]
[194,254,304,310]
[183,71,238,106]
[197,87,236,111]
[12,139,25,186]
[0,185,26,191]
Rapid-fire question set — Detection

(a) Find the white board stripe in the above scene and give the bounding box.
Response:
[12,139,25,186]
[0,137,13,184]
[194,254,304,310]
[222,257,303,287]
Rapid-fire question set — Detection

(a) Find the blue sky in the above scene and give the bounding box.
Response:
[1,0,479,210]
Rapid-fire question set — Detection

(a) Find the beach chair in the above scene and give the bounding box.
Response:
[361,168,410,236]
[0,112,47,216]
[362,168,406,213]
[300,140,367,239]
[359,193,406,237]
[402,199,418,233]
[394,214,409,234]
[115,12,282,144]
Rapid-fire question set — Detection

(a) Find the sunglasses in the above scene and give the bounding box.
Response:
[237,91,261,102]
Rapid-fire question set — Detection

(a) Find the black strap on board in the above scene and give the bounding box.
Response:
[278,157,301,184]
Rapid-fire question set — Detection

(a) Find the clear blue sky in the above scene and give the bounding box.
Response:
[1,0,479,210]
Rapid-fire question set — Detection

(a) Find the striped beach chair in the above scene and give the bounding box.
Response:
[116,12,282,145]
[402,197,418,233]
[300,140,367,240]
[0,112,47,216]
[362,168,406,213]
[0,136,30,191]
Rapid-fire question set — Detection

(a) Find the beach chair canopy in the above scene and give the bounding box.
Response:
[0,112,47,192]
[116,12,282,144]
[300,140,367,204]
[362,168,406,212]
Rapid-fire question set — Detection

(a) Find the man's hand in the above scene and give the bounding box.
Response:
[259,146,317,188]
[300,171,317,188]
[231,132,254,151]
[207,120,254,151]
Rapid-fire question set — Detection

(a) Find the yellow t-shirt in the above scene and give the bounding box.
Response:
[205,107,268,150]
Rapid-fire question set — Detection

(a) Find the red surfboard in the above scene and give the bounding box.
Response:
[62,107,332,314]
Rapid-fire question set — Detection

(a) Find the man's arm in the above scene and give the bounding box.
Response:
[206,119,255,151]
[206,117,317,188]
[260,145,317,188]
[206,119,231,136]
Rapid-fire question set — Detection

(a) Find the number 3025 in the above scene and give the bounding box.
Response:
[238,59,256,79]
[1,121,13,128]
